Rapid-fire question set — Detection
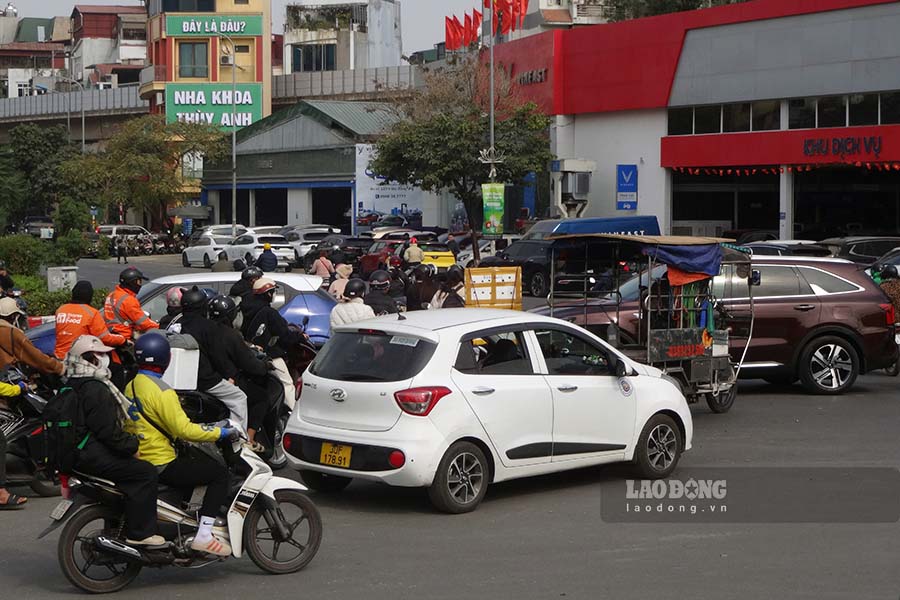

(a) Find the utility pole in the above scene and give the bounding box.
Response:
[220,32,239,238]
[57,75,85,153]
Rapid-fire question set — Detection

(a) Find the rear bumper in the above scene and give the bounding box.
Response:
[863,332,899,372]
[283,415,446,487]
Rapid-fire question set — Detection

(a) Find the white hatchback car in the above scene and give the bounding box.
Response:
[182,233,234,268]
[225,233,294,267]
[284,309,692,513]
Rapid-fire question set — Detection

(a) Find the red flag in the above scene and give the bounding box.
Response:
[445,16,455,50]
[519,0,528,27]
[464,12,473,46]
[498,0,513,35]
[452,15,464,50]
[473,9,483,44]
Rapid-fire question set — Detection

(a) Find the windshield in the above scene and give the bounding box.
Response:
[602,265,668,302]
[136,282,164,302]
[309,331,437,382]
[259,236,288,244]
[419,243,450,253]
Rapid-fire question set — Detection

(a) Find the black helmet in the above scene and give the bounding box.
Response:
[882,265,899,280]
[369,269,391,291]
[208,295,238,323]
[344,278,367,299]
[241,266,263,281]
[447,264,464,278]
[413,263,433,280]
[119,267,145,292]
[181,286,209,312]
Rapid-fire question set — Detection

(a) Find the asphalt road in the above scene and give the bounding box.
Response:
[6,256,898,598]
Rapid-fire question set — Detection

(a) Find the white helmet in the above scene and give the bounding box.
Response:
[69,335,114,358]
[0,297,23,317]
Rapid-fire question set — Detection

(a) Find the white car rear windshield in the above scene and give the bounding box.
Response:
[309,331,437,382]
[260,236,288,244]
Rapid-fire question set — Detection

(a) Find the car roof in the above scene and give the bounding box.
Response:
[820,236,900,243]
[150,272,323,292]
[333,308,563,338]
[751,256,855,265]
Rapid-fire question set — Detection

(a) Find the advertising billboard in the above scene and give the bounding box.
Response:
[166,15,264,37]
[165,83,264,129]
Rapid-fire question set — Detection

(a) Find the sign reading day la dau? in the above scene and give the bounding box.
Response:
[166,14,264,37]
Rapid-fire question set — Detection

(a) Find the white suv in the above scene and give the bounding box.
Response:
[284,309,692,513]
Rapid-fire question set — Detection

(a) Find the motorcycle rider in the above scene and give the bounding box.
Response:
[158,287,184,330]
[0,375,31,509]
[365,270,399,315]
[406,264,438,312]
[66,335,163,547]
[256,243,278,273]
[327,263,354,300]
[54,281,126,359]
[124,333,237,557]
[207,295,271,451]
[330,279,375,329]
[177,287,249,430]
[403,237,424,267]
[230,266,264,324]
[243,278,302,410]
[211,251,232,273]
[104,267,159,389]
[880,265,900,313]
[430,265,467,309]
[0,260,14,292]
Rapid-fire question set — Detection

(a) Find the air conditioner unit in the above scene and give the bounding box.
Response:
[220,55,234,66]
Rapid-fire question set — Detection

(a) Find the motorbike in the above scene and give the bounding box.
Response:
[40,438,322,593]
[0,367,59,497]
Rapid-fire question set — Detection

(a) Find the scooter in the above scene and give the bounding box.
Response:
[0,367,58,497]
[40,437,322,594]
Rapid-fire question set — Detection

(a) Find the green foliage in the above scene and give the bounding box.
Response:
[54,197,92,234]
[60,115,228,218]
[0,234,50,276]
[604,0,750,20]
[371,56,553,232]
[0,152,26,231]
[15,274,108,316]
[8,124,78,217]
[48,230,90,266]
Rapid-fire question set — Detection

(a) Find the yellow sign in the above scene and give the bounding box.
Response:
[464,267,522,310]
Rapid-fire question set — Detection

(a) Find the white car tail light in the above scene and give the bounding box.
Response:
[394,387,451,416]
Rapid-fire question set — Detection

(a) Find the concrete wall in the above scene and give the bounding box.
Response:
[287,188,313,225]
[567,108,671,231]
[366,0,402,68]
[670,2,900,106]
[73,38,117,82]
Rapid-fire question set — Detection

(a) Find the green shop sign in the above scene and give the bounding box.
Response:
[166,83,264,129]
[166,14,264,37]
[482,183,506,235]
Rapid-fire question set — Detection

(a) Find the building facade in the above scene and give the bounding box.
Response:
[140,0,273,127]
[283,0,402,74]
[492,0,900,239]
[70,5,147,85]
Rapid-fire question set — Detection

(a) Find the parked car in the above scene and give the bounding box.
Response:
[534,256,898,395]
[456,235,522,268]
[302,235,374,272]
[97,224,154,240]
[373,215,410,229]
[248,225,286,235]
[182,233,234,268]
[224,233,294,268]
[26,272,336,354]
[21,215,54,238]
[819,236,900,264]
[358,240,406,278]
[279,224,340,237]
[283,309,692,513]
[744,241,832,257]
[188,224,249,245]
[282,229,335,263]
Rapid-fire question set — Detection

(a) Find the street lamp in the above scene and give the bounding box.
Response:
[219,31,240,238]
[55,75,85,153]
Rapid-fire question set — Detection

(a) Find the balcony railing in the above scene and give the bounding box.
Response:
[140,64,166,87]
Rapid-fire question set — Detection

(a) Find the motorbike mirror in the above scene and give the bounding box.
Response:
[302,315,310,328]
[750,269,762,286]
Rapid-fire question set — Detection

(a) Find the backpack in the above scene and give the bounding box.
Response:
[42,384,89,475]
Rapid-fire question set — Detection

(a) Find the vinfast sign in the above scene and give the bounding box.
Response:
[166,83,263,129]
[166,15,264,37]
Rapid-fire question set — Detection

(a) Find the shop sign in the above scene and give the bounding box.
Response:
[482,183,506,235]
[616,164,638,211]
[166,83,263,129]
[802,135,882,159]
[166,15,264,37]
[517,68,548,86]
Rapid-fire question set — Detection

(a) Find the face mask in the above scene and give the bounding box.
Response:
[95,353,110,370]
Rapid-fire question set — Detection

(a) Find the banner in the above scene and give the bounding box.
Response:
[166,15,264,37]
[482,183,505,234]
[165,83,264,129]
[355,144,440,230]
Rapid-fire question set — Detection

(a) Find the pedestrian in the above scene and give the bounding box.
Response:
[0,260,14,292]
[447,234,460,258]
[330,279,375,329]
[429,266,466,309]
[115,235,128,264]
[256,243,278,272]
[328,263,354,300]
[210,251,232,272]
[54,280,126,359]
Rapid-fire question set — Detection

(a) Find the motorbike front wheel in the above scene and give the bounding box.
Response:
[58,505,142,593]
[244,489,322,575]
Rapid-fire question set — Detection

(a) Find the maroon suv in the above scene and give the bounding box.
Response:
[534,256,898,395]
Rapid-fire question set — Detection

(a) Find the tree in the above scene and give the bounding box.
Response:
[8,124,78,217]
[60,115,228,223]
[604,0,750,21]
[0,152,26,231]
[370,55,553,235]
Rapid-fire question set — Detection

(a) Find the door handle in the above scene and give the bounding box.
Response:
[471,387,495,396]
[794,304,816,312]
[557,384,578,392]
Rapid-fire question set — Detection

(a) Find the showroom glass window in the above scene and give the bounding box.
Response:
[723,103,751,133]
[817,96,847,128]
[882,92,900,125]
[694,105,722,134]
[667,107,693,135]
[751,100,780,131]
[789,98,816,129]
[849,94,878,126]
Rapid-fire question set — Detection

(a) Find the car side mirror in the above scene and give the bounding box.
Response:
[615,357,629,378]
[750,270,762,286]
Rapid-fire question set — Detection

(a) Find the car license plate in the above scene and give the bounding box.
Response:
[50,499,73,521]
[319,442,352,469]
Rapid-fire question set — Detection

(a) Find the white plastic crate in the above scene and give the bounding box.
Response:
[162,347,199,391]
